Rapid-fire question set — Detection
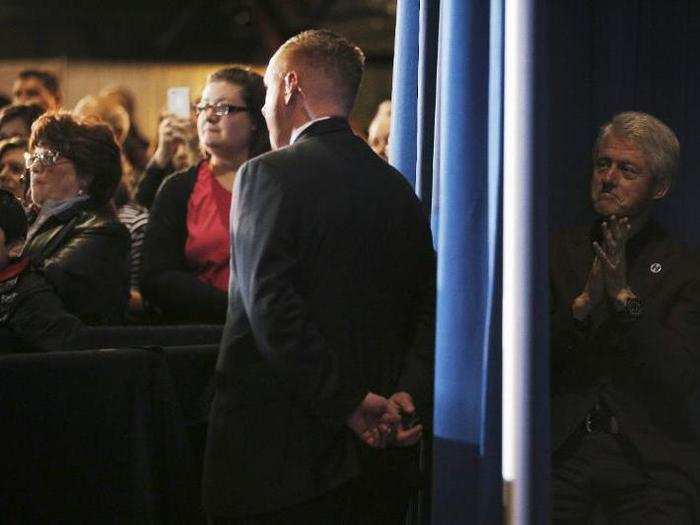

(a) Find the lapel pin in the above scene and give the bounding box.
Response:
[650,263,662,274]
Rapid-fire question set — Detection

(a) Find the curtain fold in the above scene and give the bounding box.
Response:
[391,1,509,523]
[389,0,419,188]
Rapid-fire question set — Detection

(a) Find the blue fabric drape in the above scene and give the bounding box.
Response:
[389,0,419,188]
[390,1,506,523]
[431,1,503,523]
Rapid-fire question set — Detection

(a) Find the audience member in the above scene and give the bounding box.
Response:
[100,85,151,171]
[203,30,435,523]
[550,112,700,522]
[22,113,130,325]
[73,94,149,314]
[0,137,28,201]
[367,99,391,161]
[135,113,200,209]
[140,67,269,324]
[0,189,84,352]
[0,103,45,140]
[12,69,61,111]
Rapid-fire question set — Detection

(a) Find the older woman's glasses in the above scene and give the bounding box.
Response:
[24,149,67,170]
[194,102,249,117]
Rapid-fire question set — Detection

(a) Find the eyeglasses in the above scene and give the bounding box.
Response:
[24,149,69,170]
[194,102,249,117]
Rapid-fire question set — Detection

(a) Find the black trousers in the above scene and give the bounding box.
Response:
[552,431,695,524]
[207,473,414,525]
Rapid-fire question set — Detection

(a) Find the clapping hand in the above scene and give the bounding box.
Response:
[592,215,633,305]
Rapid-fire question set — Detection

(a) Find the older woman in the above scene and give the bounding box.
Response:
[22,113,130,324]
[140,67,269,323]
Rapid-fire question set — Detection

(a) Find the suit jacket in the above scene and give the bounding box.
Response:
[550,220,700,492]
[22,199,130,325]
[202,118,436,517]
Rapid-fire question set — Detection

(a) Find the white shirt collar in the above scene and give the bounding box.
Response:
[289,116,333,145]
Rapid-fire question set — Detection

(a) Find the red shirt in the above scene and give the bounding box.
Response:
[184,161,231,292]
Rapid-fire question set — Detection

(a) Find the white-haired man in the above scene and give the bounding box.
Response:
[550,112,700,523]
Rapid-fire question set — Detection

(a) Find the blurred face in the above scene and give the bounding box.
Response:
[590,134,668,218]
[262,53,293,150]
[0,148,26,199]
[12,77,59,110]
[27,145,82,206]
[368,116,390,161]
[197,81,253,159]
[0,117,30,140]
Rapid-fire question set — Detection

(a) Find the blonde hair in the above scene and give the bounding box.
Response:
[73,95,130,146]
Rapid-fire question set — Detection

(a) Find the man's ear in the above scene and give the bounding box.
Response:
[283,71,299,105]
[652,176,671,201]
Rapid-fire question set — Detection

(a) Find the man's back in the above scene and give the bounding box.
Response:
[203,118,435,516]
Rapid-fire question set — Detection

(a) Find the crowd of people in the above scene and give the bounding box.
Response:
[0,64,392,349]
[2,26,696,524]
[0,31,432,524]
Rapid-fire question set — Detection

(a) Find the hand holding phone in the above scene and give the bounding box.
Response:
[167,87,190,119]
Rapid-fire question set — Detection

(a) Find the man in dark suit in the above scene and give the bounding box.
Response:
[550,111,700,523]
[202,30,435,524]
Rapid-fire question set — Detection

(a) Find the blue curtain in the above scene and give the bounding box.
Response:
[391,1,513,523]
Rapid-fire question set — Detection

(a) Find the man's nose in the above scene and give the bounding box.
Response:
[600,164,619,183]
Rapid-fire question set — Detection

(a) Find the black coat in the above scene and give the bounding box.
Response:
[22,199,130,325]
[0,257,84,353]
[202,118,436,517]
[139,163,228,324]
[550,220,700,501]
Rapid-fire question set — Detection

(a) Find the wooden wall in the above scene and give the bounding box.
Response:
[0,58,392,146]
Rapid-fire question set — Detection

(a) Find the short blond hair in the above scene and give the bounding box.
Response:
[73,95,130,146]
[279,29,365,114]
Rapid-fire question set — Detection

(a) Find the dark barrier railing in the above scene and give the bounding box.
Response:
[80,324,224,349]
[0,343,219,523]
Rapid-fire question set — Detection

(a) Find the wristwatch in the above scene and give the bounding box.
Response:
[620,296,643,321]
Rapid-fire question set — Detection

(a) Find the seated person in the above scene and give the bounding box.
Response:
[0,189,83,353]
[134,112,200,209]
[367,99,391,161]
[140,67,269,323]
[0,137,28,202]
[12,69,61,111]
[0,102,45,140]
[73,94,149,314]
[99,85,151,172]
[22,113,130,325]
[550,112,700,522]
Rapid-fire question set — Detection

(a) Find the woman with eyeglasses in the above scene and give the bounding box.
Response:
[21,113,130,325]
[140,67,269,323]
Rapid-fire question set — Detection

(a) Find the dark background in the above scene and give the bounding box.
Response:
[0,1,395,64]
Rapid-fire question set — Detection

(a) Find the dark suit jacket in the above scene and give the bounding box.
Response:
[550,220,700,497]
[202,118,436,517]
